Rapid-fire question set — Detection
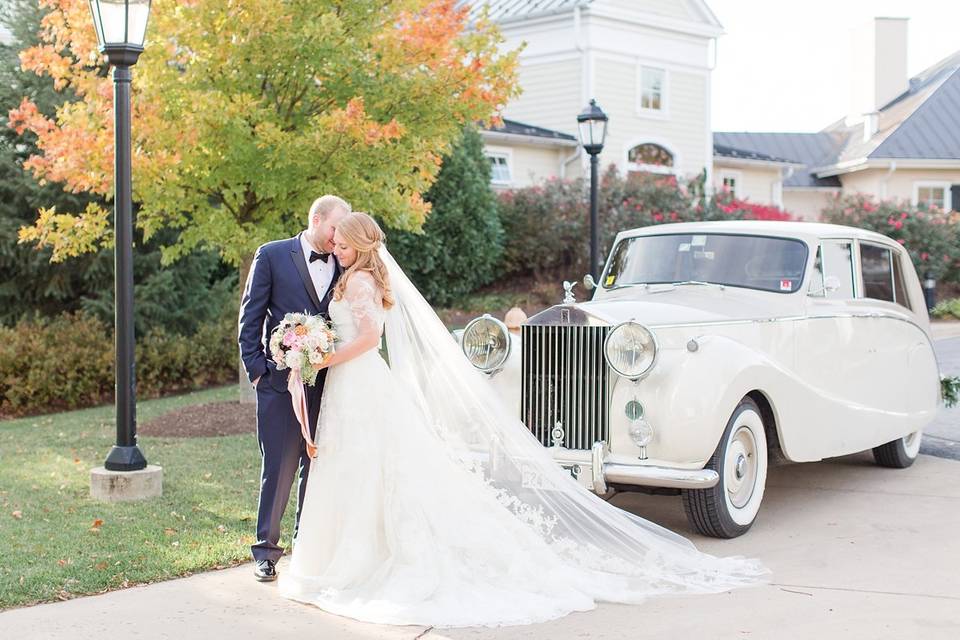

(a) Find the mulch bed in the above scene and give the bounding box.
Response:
[139,401,256,438]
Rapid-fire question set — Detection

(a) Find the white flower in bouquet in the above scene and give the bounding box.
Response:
[285,349,304,371]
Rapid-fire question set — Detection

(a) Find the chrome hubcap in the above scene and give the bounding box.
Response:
[735,454,746,480]
[726,425,758,510]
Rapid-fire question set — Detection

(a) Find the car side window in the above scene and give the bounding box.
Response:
[892,253,913,311]
[860,243,894,303]
[811,240,856,299]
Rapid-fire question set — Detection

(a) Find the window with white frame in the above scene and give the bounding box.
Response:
[486,152,511,185]
[913,182,951,211]
[718,171,740,197]
[639,66,666,112]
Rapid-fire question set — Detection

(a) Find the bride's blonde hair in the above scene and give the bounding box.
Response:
[333,212,395,310]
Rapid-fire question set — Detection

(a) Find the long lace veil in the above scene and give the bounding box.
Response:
[378,246,767,596]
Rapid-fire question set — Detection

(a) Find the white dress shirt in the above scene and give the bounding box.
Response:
[300,233,335,303]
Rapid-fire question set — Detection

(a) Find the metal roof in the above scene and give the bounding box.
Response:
[458,0,592,23]
[713,133,845,188]
[486,118,578,141]
[870,67,960,159]
[713,142,799,165]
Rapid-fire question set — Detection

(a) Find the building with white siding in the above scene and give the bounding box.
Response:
[464,0,722,190]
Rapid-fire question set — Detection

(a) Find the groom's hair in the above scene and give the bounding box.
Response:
[308,195,351,225]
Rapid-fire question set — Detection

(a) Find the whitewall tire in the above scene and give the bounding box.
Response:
[683,397,768,538]
[873,430,921,469]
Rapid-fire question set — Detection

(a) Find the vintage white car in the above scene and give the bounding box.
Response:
[460,221,941,538]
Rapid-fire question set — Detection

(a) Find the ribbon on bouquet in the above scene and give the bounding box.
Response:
[287,368,318,459]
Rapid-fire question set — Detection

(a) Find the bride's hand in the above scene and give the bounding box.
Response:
[312,352,335,371]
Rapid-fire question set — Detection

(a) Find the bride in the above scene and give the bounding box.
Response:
[278,212,767,627]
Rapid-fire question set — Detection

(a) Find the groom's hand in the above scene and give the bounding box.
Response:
[252,376,260,387]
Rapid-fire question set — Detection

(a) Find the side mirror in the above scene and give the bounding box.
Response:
[808,275,841,297]
[583,273,597,291]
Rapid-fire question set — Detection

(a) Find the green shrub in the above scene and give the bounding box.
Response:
[388,126,504,306]
[0,311,236,418]
[821,193,960,283]
[931,298,960,320]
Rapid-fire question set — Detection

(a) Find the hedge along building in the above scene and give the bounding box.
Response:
[464,0,724,190]
[716,18,960,221]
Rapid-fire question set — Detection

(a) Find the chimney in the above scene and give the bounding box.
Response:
[850,17,909,116]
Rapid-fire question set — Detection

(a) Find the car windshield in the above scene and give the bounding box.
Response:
[603,233,809,293]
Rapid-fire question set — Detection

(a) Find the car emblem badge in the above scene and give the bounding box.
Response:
[551,422,565,448]
[560,308,570,324]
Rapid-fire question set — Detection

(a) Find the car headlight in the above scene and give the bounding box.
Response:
[603,321,658,379]
[461,314,511,373]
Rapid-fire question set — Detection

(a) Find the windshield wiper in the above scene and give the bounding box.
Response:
[643,280,726,294]
[673,280,725,289]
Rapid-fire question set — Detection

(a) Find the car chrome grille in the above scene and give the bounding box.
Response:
[521,325,610,450]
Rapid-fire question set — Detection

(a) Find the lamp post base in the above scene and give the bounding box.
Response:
[90,464,163,502]
[104,444,148,471]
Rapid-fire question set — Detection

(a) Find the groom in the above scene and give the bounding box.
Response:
[238,194,351,581]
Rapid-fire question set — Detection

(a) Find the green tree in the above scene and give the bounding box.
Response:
[388,126,503,306]
[11,0,519,269]
[0,0,236,332]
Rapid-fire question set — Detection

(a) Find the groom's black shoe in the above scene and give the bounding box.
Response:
[254,559,277,582]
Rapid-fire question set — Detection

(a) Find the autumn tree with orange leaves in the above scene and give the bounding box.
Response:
[10,0,519,267]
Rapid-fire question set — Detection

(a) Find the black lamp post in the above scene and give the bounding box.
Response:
[89,0,151,471]
[576,99,608,280]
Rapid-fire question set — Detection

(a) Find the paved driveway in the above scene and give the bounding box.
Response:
[3,453,959,640]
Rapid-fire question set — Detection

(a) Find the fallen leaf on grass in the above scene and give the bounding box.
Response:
[89,518,104,532]
[94,562,109,571]
[163,528,177,536]
[57,559,69,567]
[216,525,226,534]
[11,510,22,519]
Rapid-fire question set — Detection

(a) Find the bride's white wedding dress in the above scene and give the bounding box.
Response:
[279,250,767,628]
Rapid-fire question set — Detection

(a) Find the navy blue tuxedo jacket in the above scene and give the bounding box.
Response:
[238,234,341,392]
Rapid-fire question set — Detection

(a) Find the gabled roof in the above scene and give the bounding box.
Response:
[869,66,960,160]
[713,132,845,187]
[717,50,960,185]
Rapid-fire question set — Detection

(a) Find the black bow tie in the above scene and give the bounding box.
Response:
[309,250,330,264]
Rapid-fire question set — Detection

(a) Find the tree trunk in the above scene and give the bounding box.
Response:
[238,254,256,405]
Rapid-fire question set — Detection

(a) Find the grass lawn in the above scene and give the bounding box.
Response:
[0,386,293,611]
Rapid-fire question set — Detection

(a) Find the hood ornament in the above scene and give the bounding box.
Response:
[562,281,577,304]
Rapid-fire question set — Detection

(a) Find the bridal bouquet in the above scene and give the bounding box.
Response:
[269,312,337,387]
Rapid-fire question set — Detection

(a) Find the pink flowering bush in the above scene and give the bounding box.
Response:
[821,193,960,282]
[497,166,793,277]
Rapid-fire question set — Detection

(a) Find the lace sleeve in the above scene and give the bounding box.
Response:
[343,272,385,333]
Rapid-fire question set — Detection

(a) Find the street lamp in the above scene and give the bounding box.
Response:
[577,99,608,280]
[89,0,151,472]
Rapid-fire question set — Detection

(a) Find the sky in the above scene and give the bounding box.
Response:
[709,0,960,133]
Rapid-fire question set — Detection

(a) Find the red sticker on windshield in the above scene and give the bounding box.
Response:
[780,279,792,291]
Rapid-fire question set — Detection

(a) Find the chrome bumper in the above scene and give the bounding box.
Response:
[589,442,719,493]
